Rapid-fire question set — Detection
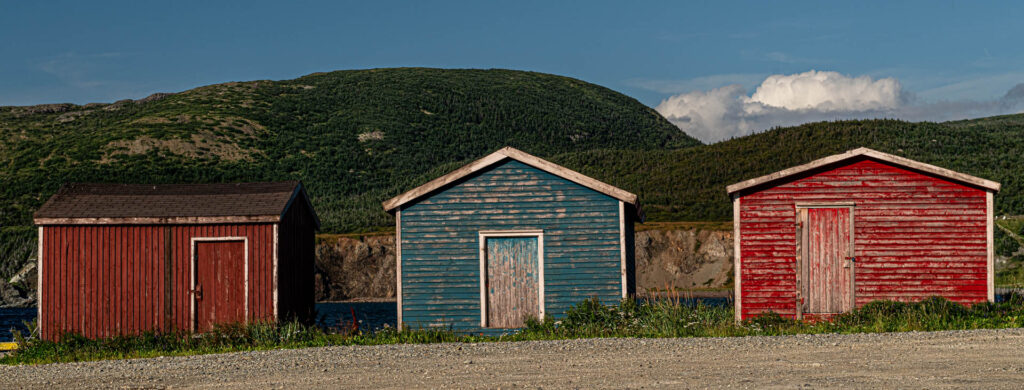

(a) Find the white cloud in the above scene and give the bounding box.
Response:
[655,85,754,143]
[750,70,902,111]
[655,70,1024,143]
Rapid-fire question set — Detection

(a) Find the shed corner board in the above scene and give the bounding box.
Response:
[272,224,279,321]
[36,226,43,337]
[619,200,627,299]
[396,209,403,329]
[732,196,741,323]
[986,192,995,302]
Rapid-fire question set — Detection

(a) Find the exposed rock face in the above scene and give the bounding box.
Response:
[137,92,175,103]
[0,261,36,308]
[12,103,75,117]
[634,229,733,294]
[314,235,396,301]
[0,279,33,308]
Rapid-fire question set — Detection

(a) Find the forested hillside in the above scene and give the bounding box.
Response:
[0,68,696,235]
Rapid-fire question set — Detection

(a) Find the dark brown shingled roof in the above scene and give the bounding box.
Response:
[34,181,318,226]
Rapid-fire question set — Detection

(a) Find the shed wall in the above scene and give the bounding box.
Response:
[40,224,276,340]
[277,198,317,322]
[400,159,624,331]
[737,158,989,320]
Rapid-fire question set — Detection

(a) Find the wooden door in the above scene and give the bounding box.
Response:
[485,237,540,328]
[799,208,853,314]
[194,240,246,332]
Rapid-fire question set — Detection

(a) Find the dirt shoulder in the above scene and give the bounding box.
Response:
[3,328,1024,389]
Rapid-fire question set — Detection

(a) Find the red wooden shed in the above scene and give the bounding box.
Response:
[33,181,319,340]
[727,148,1000,321]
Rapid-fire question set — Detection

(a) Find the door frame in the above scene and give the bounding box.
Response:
[478,230,545,328]
[190,236,249,332]
[794,203,855,320]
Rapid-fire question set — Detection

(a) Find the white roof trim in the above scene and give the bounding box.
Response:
[726,147,1001,195]
[383,147,639,211]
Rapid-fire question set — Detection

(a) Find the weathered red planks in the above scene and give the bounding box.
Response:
[737,158,992,320]
[39,224,278,340]
[195,240,246,332]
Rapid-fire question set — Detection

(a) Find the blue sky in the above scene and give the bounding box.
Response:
[3,1,1023,141]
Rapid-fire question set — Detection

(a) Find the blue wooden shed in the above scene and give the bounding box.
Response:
[383,147,640,331]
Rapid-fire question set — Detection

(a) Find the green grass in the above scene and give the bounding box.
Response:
[5,295,1024,365]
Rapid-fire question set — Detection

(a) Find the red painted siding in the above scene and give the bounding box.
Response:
[39,224,278,340]
[738,158,989,320]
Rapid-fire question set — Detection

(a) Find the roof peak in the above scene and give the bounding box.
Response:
[34,181,319,227]
[383,147,638,212]
[727,147,1000,195]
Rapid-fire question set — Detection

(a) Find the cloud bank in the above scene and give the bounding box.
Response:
[655,70,1024,143]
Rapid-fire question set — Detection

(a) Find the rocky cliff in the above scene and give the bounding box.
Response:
[314,234,397,301]
[634,228,733,294]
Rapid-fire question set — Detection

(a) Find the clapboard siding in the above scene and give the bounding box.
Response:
[400,160,626,331]
[737,158,990,319]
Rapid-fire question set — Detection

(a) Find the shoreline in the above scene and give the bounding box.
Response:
[319,298,396,303]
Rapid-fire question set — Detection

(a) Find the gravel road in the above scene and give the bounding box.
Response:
[3,328,1024,389]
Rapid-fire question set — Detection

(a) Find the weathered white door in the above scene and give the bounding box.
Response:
[799,207,854,315]
[485,237,540,328]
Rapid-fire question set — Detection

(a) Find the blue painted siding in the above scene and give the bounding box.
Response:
[400,159,624,331]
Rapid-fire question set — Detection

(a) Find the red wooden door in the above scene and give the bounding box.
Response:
[485,237,540,328]
[194,240,246,332]
[800,208,853,314]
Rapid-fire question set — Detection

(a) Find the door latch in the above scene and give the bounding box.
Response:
[191,284,203,300]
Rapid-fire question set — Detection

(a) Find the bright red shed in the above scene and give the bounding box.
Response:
[33,182,319,340]
[727,148,1000,322]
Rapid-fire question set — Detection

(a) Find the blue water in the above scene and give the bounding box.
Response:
[0,302,398,341]
[316,301,397,332]
[0,307,35,342]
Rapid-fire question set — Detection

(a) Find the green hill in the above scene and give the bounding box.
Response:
[552,114,1024,222]
[0,68,697,236]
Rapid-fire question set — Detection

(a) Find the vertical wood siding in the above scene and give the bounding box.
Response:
[401,160,622,331]
[40,224,277,340]
[485,237,540,328]
[738,158,989,320]
[195,240,246,332]
[801,208,852,314]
